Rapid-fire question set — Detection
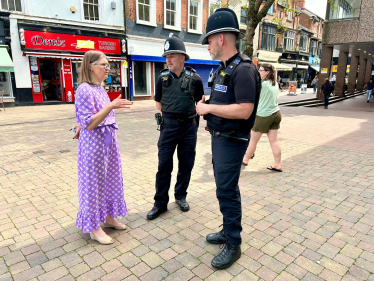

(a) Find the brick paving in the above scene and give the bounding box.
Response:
[1,94,374,280]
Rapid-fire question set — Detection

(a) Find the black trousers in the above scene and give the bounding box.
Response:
[212,135,249,245]
[154,121,197,208]
[324,93,330,107]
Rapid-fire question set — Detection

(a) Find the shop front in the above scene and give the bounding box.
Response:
[127,35,220,100]
[308,57,321,84]
[279,53,310,87]
[21,29,126,103]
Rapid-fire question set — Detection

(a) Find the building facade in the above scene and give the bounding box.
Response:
[318,0,374,98]
[125,0,219,100]
[2,0,127,106]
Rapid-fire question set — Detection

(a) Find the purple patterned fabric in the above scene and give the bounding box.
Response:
[75,82,127,233]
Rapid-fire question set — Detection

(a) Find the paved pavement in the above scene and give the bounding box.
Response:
[1,94,374,281]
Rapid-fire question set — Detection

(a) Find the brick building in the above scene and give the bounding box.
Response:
[318,0,374,99]
[125,0,219,100]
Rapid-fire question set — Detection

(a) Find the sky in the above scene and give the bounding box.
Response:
[305,0,328,19]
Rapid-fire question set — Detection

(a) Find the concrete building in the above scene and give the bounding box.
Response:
[125,0,219,100]
[4,0,127,106]
[318,0,374,98]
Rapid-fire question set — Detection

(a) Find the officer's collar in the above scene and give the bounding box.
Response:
[169,68,185,78]
[220,52,240,68]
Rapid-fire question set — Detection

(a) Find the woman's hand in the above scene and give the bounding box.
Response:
[69,125,81,139]
[110,94,133,109]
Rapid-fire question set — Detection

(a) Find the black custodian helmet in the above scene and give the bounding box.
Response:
[202,8,244,45]
[162,34,190,61]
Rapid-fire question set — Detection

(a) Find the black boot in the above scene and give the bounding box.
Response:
[146,206,167,220]
[175,199,189,212]
[211,241,241,269]
[206,228,227,244]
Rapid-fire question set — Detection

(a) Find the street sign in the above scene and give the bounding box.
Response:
[321,68,328,74]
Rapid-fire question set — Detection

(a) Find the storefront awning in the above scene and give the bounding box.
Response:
[0,47,14,72]
[23,51,126,62]
[281,63,309,69]
[310,65,320,72]
[257,61,293,71]
[131,55,220,65]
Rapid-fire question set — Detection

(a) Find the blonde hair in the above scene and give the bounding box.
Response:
[78,50,108,85]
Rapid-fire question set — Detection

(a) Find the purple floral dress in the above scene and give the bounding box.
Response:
[75,82,127,233]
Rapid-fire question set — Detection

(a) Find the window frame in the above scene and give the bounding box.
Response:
[136,0,157,27]
[133,61,152,97]
[287,10,293,21]
[0,0,23,12]
[262,25,276,51]
[317,42,322,57]
[298,33,308,52]
[188,0,203,34]
[164,0,181,31]
[283,30,295,51]
[209,0,219,16]
[81,0,102,23]
[310,40,317,56]
[240,8,248,25]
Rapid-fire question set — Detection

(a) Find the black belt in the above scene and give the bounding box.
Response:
[163,117,196,126]
[208,129,249,142]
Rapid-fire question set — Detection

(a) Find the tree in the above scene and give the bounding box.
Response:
[210,0,335,58]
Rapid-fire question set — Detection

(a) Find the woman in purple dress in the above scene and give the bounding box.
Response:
[74,50,132,244]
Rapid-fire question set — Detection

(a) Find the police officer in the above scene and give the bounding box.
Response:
[196,8,261,269]
[147,35,204,220]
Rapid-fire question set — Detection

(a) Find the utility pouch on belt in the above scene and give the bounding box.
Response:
[155,113,163,131]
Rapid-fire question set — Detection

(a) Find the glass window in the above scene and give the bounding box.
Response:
[283,31,295,51]
[0,72,13,97]
[83,0,99,21]
[189,1,199,30]
[240,8,247,25]
[317,42,322,57]
[104,62,122,93]
[299,33,308,52]
[72,61,81,94]
[0,0,22,11]
[310,40,317,56]
[166,0,176,26]
[138,0,151,22]
[209,0,219,16]
[287,10,293,21]
[262,25,276,51]
[236,38,245,53]
[134,61,148,96]
[267,4,274,15]
[328,0,362,20]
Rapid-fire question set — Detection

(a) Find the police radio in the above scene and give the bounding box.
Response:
[207,68,214,87]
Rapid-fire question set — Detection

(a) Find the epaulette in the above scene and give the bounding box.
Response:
[238,54,252,63]
[185,66,196,74]
[160,68,170,77]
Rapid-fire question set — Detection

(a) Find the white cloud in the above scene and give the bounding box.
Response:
[305,0,327,19]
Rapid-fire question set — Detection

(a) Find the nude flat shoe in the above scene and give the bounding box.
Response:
[90,232,114,244]
[102,222,127,230]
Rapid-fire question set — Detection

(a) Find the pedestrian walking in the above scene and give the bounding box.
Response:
[320,78,334,109]
[242,64,282,172]
[73,50,133,244]
[146,35,204,220]
[312,75,318,94]
[196,8,261,269]
[363,79,373,103]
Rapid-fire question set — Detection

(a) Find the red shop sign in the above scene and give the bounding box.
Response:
[23,30,121,54]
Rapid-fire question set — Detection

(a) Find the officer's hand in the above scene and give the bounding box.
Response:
[196,96,209,116]
[111,94,133,109]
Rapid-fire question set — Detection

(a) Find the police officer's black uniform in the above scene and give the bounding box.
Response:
[147,35,204,220]
[202,8,262,269]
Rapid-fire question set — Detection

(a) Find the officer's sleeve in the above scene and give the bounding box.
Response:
[234,65,257,104]
[155,76,163,102]
[192,74,204,102]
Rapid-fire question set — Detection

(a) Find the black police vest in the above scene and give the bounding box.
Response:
[160,67,196,116]
[206,54,259,134]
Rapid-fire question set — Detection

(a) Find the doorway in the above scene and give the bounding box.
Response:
[39,58,64,102]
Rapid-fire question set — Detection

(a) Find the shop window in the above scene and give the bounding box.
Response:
[262,25,276,51]
[299,33,308,52]
[165,0,181,30]
[188,0,202,33]
[133,61,149,96]
[137,0,156,26]
[0,0,22,12]
[72,62,81,94]
[83,0,100,21]
[283,31,295,51]
[240,8,247,25]
[104,62,122,93]
[0,72,12,97]
[267,4,274,15]
[310,40,317,56]
[287,10,293,21]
